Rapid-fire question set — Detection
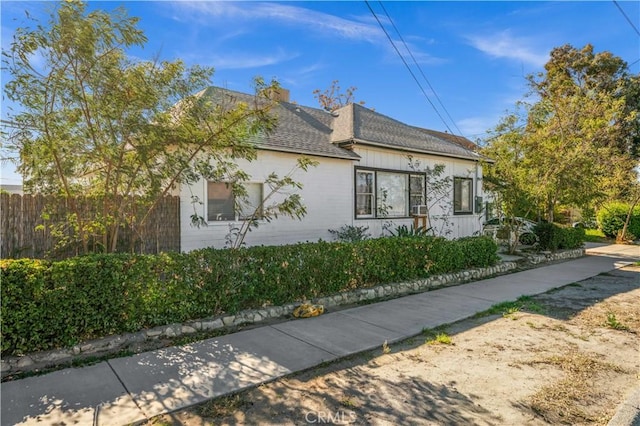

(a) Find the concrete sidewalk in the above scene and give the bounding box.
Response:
[1,245,638,426]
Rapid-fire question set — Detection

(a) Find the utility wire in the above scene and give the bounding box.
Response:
[612,0,640,36]
[378,1,464,137]
[364,0,455,135]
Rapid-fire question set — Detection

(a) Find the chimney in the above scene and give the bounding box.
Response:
[269,87,290,103]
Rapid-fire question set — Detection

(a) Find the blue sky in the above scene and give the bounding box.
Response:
[2,1,639,184]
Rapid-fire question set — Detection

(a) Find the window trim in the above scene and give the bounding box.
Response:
[355,170,376,218]
[206,181,264,223]
[354,167,426,220]
[453,176,474,215]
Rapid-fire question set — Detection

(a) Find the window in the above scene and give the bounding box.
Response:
[355,168,425,219]
[377,172,408,217]
[454,177,473,214]
[410,174,425,209]
[207,182,263,221]
[356,171,375,217]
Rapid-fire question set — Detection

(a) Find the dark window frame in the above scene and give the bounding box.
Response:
[453,177,474,215]
[354,167,425,220]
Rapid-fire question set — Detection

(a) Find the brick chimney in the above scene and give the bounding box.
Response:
[272,87,290,103]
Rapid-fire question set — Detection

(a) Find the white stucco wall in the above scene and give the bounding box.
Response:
[180,145,487,251]
[180,150,356,251]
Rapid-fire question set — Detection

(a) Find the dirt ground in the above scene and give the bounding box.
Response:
[149,266,640,426]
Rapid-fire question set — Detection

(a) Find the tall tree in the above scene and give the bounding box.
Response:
[484,44,638,223]
[2,1,283,253]
[525,44,638,220]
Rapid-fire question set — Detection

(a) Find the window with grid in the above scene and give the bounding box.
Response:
[207,182,263,221]
[355,169,425,219]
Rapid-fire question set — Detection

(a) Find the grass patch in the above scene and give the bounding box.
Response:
[473,296,545,319]
[426,332,452,345]
[526,353,627,424]
[584,228,610,243]
[605,312,630,331]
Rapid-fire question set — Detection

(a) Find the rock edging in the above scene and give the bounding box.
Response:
[1,249,585,378]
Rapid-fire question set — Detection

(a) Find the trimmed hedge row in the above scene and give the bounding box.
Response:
[596,202,640,239]
[1,236,499,356]
[534,222,585,251]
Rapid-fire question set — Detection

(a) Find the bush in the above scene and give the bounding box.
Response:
[597,202,640,238]
[328,225,370,242]
[534,222,585,251]
[1,236,499,356]
[389,224,431,238]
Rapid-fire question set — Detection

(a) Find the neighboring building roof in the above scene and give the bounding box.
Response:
[0,184,23,195]
[421,128,481,152]
[197,87,483,162]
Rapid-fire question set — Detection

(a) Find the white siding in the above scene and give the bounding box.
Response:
[180,151,356,251]
[353,146,485,239]
[180,145,487,251]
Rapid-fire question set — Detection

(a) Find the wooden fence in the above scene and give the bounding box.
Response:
[1,193,180,259]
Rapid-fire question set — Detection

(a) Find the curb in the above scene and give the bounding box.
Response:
[608,386,640,426]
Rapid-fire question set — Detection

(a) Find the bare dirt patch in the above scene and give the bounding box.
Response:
[148,267,640,426]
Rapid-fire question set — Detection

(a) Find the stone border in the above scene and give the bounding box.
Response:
[524,248,585,264]
[1,248,585,378]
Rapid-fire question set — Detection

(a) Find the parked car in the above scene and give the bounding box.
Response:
[572,220,596,229]
[483,217,539,245]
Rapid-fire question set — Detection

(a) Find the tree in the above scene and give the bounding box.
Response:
[484,44,639,224]
[2,1,294,254]
[482,106,537,253]
[223,156,318,249]
[312,80,366,112]
[524,44,639,221]
[407,156,453,237]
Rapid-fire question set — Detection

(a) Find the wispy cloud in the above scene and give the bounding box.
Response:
[187,48,299,70]
[170,2,446,65]
[281,62,326,88]
[172,2,383,43]
[457,117,496,140]
[466,30,548,68]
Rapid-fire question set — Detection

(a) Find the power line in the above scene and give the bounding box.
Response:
[612,0,640,36]
[378,1,464,137]
[364,0,455,136]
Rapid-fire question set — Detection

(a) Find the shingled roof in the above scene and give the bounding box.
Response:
[198,87,482,162]
[197,87,359,160]
[331,103,482,161]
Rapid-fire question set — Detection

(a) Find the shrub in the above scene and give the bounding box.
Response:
[597,202,640,238]
[534,222,561,251]
[389,224,431,238]
[1,236,499,356]
[328,225,371,242]
[560,226,586,249]
[534,222,585,251]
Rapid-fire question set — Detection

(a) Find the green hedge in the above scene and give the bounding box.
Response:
[596,202,640,238]
[1,236,499,356]
[534,222,586,251]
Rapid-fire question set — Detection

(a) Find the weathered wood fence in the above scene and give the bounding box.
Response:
[1,193,180,259]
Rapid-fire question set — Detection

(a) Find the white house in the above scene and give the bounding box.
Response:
[181,87,490,251]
